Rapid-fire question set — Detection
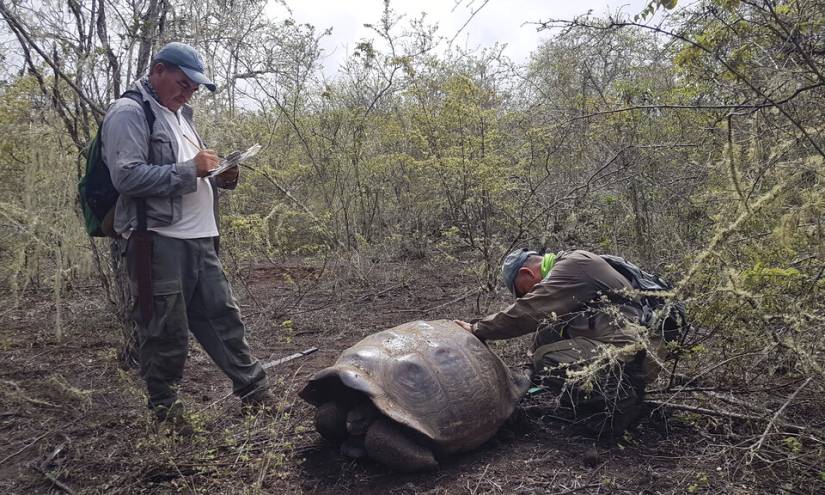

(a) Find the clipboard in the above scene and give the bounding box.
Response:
[207,144,261,177]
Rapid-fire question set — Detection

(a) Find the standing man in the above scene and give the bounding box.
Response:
[102,42,271,428]
[456,249,664,436]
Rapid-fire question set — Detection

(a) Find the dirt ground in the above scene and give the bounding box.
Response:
[0,255,811,494]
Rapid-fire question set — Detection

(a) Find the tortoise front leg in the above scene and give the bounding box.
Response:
[364,417,438,472]
[315,401,349,444]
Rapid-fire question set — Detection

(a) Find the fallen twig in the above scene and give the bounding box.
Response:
[659,350,766,407]
[32,464,76,495]
[468,463,490,495]
[750,377,812,453]
[284,282,406,318]
[0,416,83,466]
[32,440,74,495]
[648,400,808,433]
[1,379,61,409]
[357,282,408,302]
[0,430,54,467]
[700,390,773,416]
[197,349,316,414]
[550,482,603,494]
[391,287,483,314]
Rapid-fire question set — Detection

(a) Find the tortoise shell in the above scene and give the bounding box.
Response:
[299,320,530,454]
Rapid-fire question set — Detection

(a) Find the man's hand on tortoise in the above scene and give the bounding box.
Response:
[453,320,474,333]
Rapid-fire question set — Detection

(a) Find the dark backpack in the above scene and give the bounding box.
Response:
[600,254,688,343]
[79,90,154,237]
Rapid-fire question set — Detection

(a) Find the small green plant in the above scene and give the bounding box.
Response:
[782,436,802,454]
[687,471,710,493]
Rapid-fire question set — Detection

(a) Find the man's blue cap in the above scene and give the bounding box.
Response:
[501,248,537,296]
[154,42,216,92]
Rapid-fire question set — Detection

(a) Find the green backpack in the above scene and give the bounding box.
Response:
[78,90,154,236]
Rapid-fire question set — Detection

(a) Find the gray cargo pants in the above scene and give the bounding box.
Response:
[126,234,266,411]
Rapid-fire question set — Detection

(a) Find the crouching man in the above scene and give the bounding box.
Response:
[456,249,664,437]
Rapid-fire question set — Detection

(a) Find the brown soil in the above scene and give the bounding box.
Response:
[0,256,796,494]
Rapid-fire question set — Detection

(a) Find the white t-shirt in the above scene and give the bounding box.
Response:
[143,91,218,239]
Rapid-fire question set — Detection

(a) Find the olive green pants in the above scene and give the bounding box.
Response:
[532,337,649,436]
[127,234,266,411]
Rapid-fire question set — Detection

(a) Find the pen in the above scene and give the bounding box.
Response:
[183,133,203,151]
[183,134,222,176]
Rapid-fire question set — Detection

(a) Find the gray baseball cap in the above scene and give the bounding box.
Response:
[154,42,216,92]
[501,248,537,296]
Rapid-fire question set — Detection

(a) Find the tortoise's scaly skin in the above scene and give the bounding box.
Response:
[300,320,530,455]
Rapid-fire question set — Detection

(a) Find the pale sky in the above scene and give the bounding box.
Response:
[267,0,656,76]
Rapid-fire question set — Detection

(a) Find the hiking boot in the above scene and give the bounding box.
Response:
[154,401,194,436]
[577,368,648,439]
[240,387,277,415]
[608,396,648,434]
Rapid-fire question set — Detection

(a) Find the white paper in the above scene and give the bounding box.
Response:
[207,144,261,177]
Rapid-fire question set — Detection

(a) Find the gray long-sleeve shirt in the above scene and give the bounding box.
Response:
[101,81,236,234]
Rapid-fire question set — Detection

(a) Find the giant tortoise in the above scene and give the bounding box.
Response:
[299,319,530,472]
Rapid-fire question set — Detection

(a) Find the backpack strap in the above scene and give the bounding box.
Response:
[118,89,156,322]
[121,89,156,133]
[120,89,155,233]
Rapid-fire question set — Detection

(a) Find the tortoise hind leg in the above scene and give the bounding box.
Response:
[364,417,438,472]
[315,401,349,444]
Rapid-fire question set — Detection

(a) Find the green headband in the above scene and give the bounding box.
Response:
[540,253,556,279]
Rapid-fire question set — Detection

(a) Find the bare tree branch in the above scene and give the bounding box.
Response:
[0,2,104,117]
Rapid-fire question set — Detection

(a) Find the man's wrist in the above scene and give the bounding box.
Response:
[176,159,200,191]
[471,322,481,337]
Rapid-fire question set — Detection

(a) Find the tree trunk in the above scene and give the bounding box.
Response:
[135,0,162,77]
